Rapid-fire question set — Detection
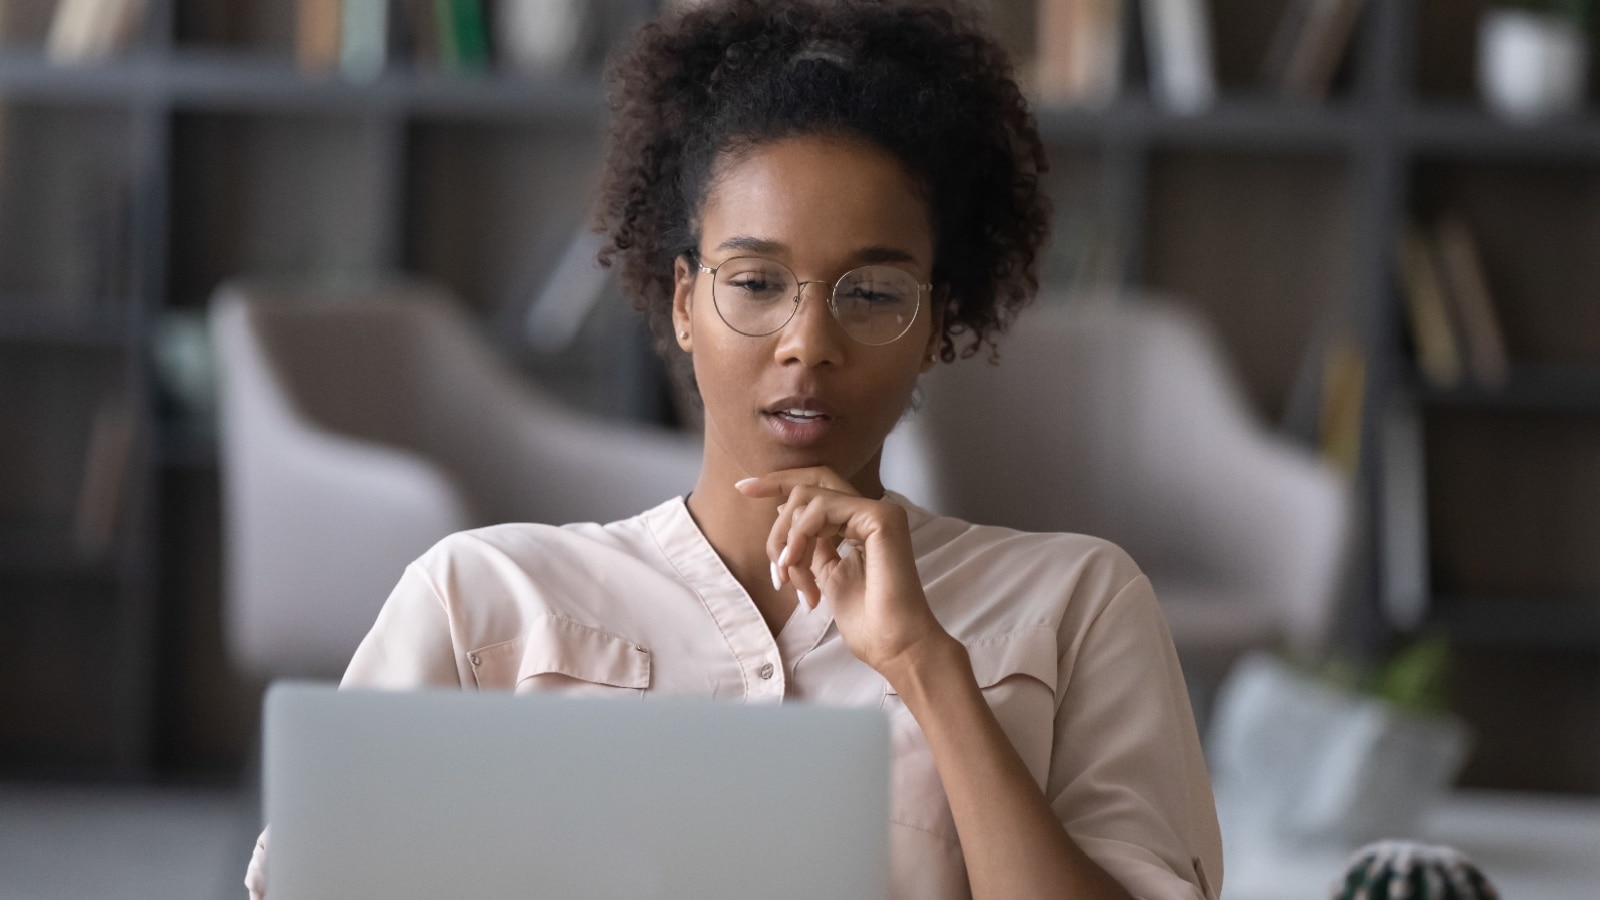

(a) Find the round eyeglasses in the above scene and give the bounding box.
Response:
[697,256,930,346]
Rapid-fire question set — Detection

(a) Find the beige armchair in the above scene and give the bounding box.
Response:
[883,294,1353,687]
[211,278,701,678]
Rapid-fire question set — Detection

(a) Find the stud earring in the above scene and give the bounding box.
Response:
[679,330,689,340]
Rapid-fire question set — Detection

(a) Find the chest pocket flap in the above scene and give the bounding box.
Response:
[469,615,651,691]
[886,626,1058,695]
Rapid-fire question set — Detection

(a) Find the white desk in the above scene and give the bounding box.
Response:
[1222,789,1600,899]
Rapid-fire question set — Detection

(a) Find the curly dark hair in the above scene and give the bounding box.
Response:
[595,0,1050,371]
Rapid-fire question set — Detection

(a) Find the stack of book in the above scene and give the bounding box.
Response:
[1032,0,1372,110]
[1035,0,1215,113]
[295,0,606,81]
[1395,211,1511,391]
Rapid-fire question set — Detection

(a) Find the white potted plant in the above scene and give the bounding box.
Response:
[1207,636,1472,849]
[1479,0,1594,121]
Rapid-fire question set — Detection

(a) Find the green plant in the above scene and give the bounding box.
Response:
[1304,632,1455,716]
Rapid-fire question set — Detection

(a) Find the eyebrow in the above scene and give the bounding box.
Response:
[712,235,919,265]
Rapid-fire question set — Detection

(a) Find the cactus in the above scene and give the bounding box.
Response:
[1331,841,1499,900]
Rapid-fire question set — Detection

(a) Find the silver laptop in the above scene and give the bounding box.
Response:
[263,682,889,899]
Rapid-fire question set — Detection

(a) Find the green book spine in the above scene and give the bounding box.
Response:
[437,0,488,72]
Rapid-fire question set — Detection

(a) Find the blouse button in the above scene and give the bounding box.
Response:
[758,662,775,680]
[468,653,481,666]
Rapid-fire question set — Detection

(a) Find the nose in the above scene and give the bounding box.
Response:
[774,280,847,367]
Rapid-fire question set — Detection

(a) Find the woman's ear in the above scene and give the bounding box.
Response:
[919,286,948,373]
[672,255,695,353]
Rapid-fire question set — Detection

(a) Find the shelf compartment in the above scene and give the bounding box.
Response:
[1143,147,1356,420]
[1426,409,1600,600]
[1412,160,1600,368]
[167,110,394,308]
[0,586,124,771]
[404,117,604,315]
[1414,0,1492,102]
[1450,645,1600,794]
[0,345,138,554]
[0,101,137,310]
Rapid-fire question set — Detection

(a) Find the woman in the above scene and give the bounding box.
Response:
[249,1,1222,897]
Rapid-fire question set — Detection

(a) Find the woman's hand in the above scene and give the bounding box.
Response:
[735,468,951,680]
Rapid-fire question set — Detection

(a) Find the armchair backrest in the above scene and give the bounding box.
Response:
[211,278,702,677]
[887,294,1351,653]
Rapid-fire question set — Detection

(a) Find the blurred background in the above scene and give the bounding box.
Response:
[1,0,1599,897]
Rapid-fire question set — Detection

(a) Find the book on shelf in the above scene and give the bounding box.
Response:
[1035,0,1125,109]
[74,395,137,557]
[1280,310,1366,476]
[44,0,148,64]
[436,0,492,73]
[296,0,498,78]
[1317,330,1366,477]
[1395,222,1463,389]
[1138,0,1215,114]
[296,0,343,76]
[341,0,390,81]
[1263,0,1368,101]
[1432,211,1510,390]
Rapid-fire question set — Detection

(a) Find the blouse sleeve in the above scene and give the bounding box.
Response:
[1047,572,1224,900]
[340,560,469,689]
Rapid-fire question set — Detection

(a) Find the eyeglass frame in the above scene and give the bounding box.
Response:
[690,252,934,346]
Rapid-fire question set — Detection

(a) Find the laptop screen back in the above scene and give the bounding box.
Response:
[263,682,889,899]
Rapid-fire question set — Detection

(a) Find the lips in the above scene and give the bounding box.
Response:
[762,396,839,447]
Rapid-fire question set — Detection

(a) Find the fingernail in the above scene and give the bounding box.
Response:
[796,588,810,608]
[770,561,781,591]
[735,477,757,488]
[777,545,790,568]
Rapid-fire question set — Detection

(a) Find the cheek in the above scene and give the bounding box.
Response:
[688,332,759,410]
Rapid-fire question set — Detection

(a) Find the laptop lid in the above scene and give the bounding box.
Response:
[263,682,890,899]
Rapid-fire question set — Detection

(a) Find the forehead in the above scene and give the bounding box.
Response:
[697,135,935,263]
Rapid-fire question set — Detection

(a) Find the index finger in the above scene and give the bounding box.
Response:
[734,466,858,500]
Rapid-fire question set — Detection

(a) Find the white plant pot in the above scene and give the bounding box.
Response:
[1478,9,1590,122]
[1208,652,1471,848]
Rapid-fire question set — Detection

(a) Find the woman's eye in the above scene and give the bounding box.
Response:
[728,277,784,298]
[845,287,902,305]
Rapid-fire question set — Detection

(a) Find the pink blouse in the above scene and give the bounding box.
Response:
[249,492,1222,900]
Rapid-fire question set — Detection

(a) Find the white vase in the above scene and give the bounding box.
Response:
[495,0,591,76]
[1208,652,1472,848]
[1478,9,1590,122]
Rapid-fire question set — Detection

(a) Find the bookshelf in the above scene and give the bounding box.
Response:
[1,0,1596,790]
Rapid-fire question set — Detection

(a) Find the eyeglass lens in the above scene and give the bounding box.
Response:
[710,257,920,345]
